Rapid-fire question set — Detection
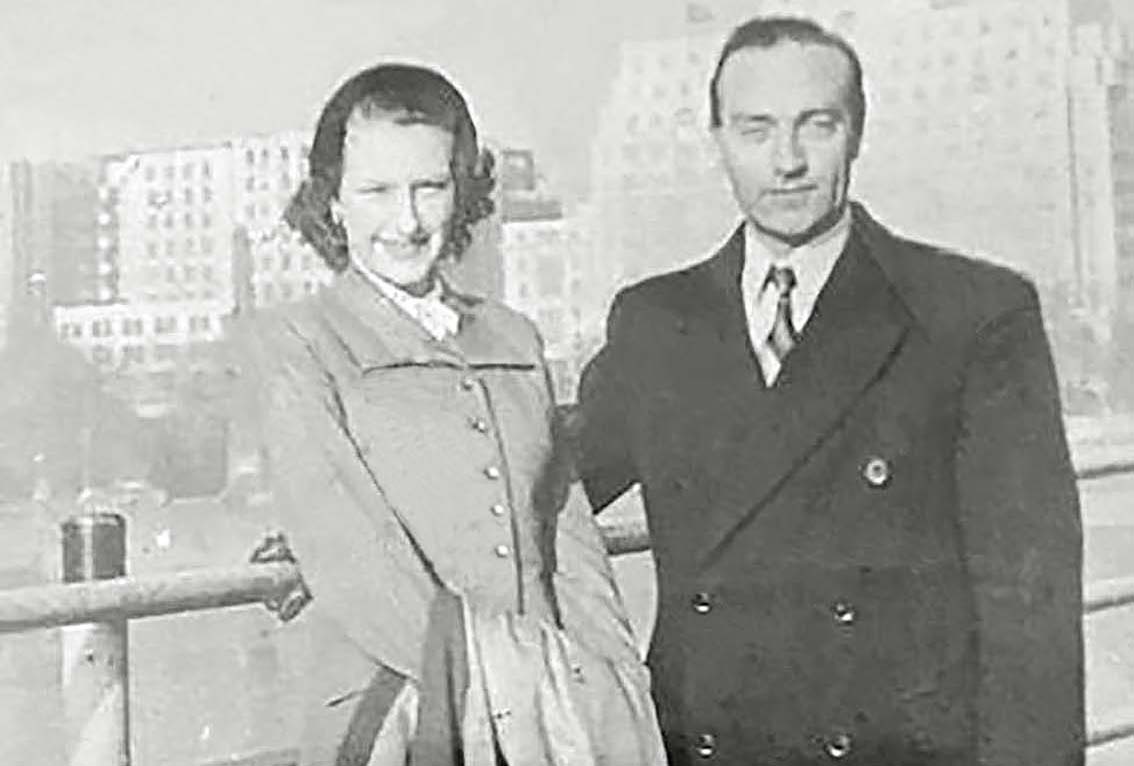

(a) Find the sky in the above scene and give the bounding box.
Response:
[0,0,689,194]
[0,0,1127,195]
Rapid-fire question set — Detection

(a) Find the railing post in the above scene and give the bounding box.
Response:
[60,511,131,766]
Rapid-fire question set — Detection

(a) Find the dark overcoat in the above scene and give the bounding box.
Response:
[578,203,1084,766]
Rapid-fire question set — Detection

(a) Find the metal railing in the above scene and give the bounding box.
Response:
[1,461,1133,765]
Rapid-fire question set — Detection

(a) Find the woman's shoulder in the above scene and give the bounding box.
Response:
[228,297,333,380]
[449,288,545,351]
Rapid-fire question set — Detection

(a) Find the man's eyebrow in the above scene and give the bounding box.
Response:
[727,112,776,125]
[798,107,844,121]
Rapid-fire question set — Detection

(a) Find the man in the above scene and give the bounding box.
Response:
[578,16,1084,766]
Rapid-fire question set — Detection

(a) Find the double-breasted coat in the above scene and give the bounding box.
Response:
[238,269,663,766]
[577,203,1084,766]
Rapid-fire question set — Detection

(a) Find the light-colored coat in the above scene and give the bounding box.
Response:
[238,269,662,766]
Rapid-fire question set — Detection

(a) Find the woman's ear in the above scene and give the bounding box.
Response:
[329,198,344,228]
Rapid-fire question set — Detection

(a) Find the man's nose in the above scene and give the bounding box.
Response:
[773,132,807,177]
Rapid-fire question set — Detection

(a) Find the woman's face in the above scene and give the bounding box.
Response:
[333,115,456,293]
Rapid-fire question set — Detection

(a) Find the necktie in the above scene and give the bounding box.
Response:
[765,265,799,363]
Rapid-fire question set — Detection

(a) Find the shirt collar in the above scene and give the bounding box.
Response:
[350,260,461,341]
[742,205,852,313]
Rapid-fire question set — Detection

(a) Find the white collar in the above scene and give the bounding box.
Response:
[351,262,461,341]
[741,205,852,328]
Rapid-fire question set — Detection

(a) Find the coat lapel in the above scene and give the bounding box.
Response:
[696,212,912,562]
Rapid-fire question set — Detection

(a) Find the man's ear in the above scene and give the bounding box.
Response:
[329,198,344,227]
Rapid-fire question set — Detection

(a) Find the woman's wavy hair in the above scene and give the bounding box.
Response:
[285,63,496,272]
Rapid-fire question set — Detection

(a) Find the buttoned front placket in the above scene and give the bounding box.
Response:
[454,367,530,614]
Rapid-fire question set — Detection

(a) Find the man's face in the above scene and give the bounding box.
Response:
[713,41,858,247]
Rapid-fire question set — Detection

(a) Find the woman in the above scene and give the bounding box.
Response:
[241,63,664,766]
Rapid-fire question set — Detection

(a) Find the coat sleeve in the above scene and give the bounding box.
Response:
[577,290,639,512]
[954,286,1085,766]
[238,313,437,682]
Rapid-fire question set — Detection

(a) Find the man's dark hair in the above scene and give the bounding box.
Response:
[708,16,866,148]
[285,63,496,273]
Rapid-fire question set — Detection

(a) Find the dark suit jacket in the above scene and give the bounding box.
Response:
[578,203,1084,766]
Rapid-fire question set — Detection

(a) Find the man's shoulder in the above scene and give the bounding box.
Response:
[864,217,1040,335]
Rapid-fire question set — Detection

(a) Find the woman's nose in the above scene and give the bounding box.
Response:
[393,189,422,235]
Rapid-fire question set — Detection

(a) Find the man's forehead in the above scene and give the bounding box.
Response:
[718,41,854,114]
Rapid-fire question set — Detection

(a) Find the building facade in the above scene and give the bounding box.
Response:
[107,145,236,308]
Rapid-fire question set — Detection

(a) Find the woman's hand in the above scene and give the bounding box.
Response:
[249,531,314,622]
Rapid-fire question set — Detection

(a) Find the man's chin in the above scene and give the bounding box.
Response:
[750,207,843,247]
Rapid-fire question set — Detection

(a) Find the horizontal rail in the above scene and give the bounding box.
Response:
[2,525,1133,634]
[1089,720,1134,750]
[1075,458,1134,483]
[1084,576,1134,615]
[0,562,296,634]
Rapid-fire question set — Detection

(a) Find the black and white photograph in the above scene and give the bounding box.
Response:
[1,1,1133,764]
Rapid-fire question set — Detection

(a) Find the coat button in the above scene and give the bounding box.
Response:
[694,732,716,758]
[861,456,891,487]
[691,592,713,615]
[832,601,856,625]
[824,733,852,759]
[490,503,507,517]
[470,417,490,433]
[494,544,511,558]
[459,376,477,391]
[484,466,501,480]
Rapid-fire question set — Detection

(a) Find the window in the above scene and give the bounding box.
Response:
[122,345,145,365]
[201,160,212,178]
[245,204,256,220]
[246,177,256,192]
[280,146,290,162]
[184,188,194,205]
[164,165,174,180]
[144,166,156,182]
[184,212,194,228]
[91,346,113,365]
[281,254,292,271]
[281,284,294,301]
[201,237,214,254]
[203,264,215,281]
[164,213,174,229]
[245,149,255,165]
[202,187,213,203]
[261,148,270,164]
[185,265,196,282]
[147,215,158,230]
[147,242,159,259]
[165,240,176,256]
[166,266,178,283]
[201,212,212,228]
[182,164,193,180]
